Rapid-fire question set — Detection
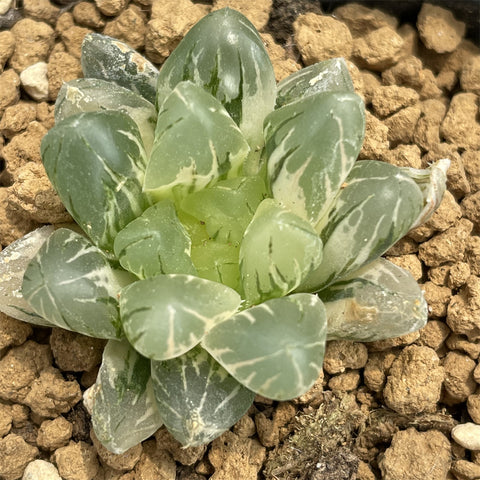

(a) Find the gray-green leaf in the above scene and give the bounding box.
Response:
[320,258,428,342]
[202,293,327,400]
[41,111,151,254]
[120,274,241,360]
[144,81,250,201]
[301,160,424,292]
[151,346,254,447]
[265,91,365,227]
[86,339,163,454]
[81,33,159,104]
[239,199,323,305]
[114,200,196,279]
[22,229,127,339]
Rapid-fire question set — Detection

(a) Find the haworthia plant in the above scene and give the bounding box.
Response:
[0,8,449,453]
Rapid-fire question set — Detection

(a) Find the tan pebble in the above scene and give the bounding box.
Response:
[359,111,388,160]
[260,33,300,82]
[386,237,418,256]
[103,4,147,50]
[328,370,361,393]
[428,265,451,286]
[72,2,106,29]
[232,414,256,438]
[448,262,472,290]
[384,346,444,414]
[154,427,206,466]
[95,0,129,17]
[293,13,352,66]
[371,85,419,118]
[61,25,92,59]
[363,351,396,392]
[0,312,32,349]
[323,340,368,374]
[423,190,463,233]
[462,192,480,231]
[397,23,419,58]
[294,372,324,406]
[0,402,12,437]
[19,62,49,102]
[358,70,381,105]
[55,12,74,35]
[451,459,480,479]
[37,417,73,451]
[462,150,480,193]
[417,3,465,54]
[357,460,376,480]
[413,98,448,151]
[379,428,451,480]
[475,363,480,384]
[91,430,142,471]
[385,105,421,145]
[381,144,422,169]
[0,69,20,116]
[0,434,39,480]
[255,412,279,448]
[446,334,480,360]
[416,320,450,351]
[442,351,477,405]
[367,331,420,351]
[465,237,480,276]
[47,51,82,101]
[452,423,480,450]
[467,395,480,424]
[23,0,60,25]
[461,57,480,96]
[213,0,271,31]
[423,281,452,317]
[385,254,422,281]
[134,439,176,480]
[54,441,100,480]
[0,31,15,73]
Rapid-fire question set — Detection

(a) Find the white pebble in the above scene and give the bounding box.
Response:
[20,62,49,102]
[0,0,12,16]
[451,422,480,450]
[22,460,62,480]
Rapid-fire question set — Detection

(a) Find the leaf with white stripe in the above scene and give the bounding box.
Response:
[300,160,424,292]
[119,275,241,361]
[41,111,151,254]
[22,229,129,339]
[156,8,275,173]
[144,81,250,201]
[320,258,428,342]
[239,199,323,305]
[55,78,157,155]
[276,58,354,108]
[265,91,365,227]
[82,33,159,104]
[202,293,327,400]
[114,200,196,279]
[86,339,163,454]
[0,226,55,326]
[151,346,254,447]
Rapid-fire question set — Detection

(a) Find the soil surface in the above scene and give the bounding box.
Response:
[0,1,479,479]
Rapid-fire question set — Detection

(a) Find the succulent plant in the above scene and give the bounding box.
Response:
[0,8,449,453]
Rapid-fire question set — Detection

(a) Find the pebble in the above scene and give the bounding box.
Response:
[22,460,62,480]
[19,62,49,101]
[451,423,480,450]
[0,0,12,15]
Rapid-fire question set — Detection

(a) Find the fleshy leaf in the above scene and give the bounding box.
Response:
[55,78,157,155]
[120,275,241,360]
[0,226,55,326]
[151,346,254,447]
[22,229,126,339]
[300,160,424,292]
[239,199,323,305]
[180,176,266,245]
[320,258,428,342]
[85,339,163,454]
[41,111,151,254]
[401,158,450,229]
[276,58,354,108]
[144,81,250,201]
[265,91,365,227]
[114,200,196,279]
[202,294,327,400]
[156,8,276,163]
[81,33,159,104]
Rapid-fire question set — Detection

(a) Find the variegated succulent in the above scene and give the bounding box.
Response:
[0,9,449,453]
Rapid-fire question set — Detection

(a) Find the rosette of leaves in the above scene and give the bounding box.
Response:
[0,8,449,453]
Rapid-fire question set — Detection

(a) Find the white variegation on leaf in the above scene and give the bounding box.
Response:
[265,91,365,227]
[41,111,151,254]
[55,78,157,155]
[320,258,428,341]
[120,275,242,360]
[276,58,354,108]
[114,200,196,279]
[86,339,163,454]
[151,346,254,447]
[144,81,250,201]
[81,33,159,104]
[22,229,128,339]
[300,160,424,292]
[155,8,276,166]
[0,226,55,326]
[202,293,327,400]
[239,199,323,305]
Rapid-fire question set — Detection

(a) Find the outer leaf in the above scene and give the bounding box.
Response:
[202,294,327,400]
[85,339,163,454]
[320,258,428,342]
[180,176,266,245]
[239,199,323,305]
[22,229,126,339]
[114,200,196,279]
[156,8,276,159]
[276,58,354,108]
[300,160,424,292]
[81,33,159,104]
[144,81,250,201]
[41,111,151,254]
[55,78,157,155]
[265,91,365,227]
[151,346,254,447]
[0,226,55,326]
[120,275,241,360]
